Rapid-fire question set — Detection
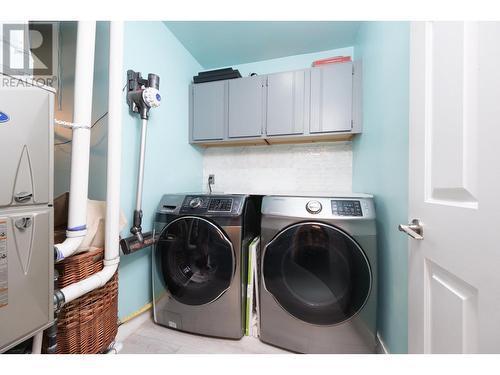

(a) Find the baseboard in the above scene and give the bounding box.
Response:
[115,304,153,343]
[376,332,389,354]
[119,302,153,325]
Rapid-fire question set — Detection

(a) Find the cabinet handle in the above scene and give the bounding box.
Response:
[14,191,33,203]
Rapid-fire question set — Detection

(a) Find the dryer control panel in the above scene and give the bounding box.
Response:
[331,200,363,217]
[261,195,375,220]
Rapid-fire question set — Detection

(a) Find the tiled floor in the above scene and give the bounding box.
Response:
[120,318,290,354]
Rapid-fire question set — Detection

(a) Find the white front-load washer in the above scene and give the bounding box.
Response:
[259,195,377,353]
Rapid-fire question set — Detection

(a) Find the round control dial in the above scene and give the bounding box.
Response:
[306,200,322,214]
[189,197,203,209]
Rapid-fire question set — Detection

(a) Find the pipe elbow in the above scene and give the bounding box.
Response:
[54,234,86,262]
[60,260,119,305]
[97,262,119,287]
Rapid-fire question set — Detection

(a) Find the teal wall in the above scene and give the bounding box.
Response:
[55,22,203,320]
[55,22,411,341]
[165,21,361,68]
[118,22,203,319]
[213,40,410,353]
[212,39,410,353]
[353,21,410,353]
[217,46,353,76]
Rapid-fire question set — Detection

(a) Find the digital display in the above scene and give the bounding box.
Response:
[331,200,362,217]
[208,198,233,212]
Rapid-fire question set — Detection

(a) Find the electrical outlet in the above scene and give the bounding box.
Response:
[208,174,215,185]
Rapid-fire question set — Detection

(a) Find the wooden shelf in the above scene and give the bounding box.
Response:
[193,132,355,147]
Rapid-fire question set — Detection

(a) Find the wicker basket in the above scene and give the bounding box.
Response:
[52,248,118,354]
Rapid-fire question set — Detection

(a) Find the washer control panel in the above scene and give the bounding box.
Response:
[180,195,242,215]
[331,200,363,217]
[208,198,233,212]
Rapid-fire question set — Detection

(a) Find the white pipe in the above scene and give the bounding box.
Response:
[31,331,43,354]
[59,263,117,302]
[60,21,123,304]
[54,21,96,262]
[54,237,85,259]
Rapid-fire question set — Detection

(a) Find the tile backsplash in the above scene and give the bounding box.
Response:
[202,142,352,195]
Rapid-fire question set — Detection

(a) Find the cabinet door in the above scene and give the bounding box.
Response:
[228,76,265,138]
[0,88,52,208]
[191,81,227,141]
[0,207,53,351]
[266,70,308,136]
[310,62,353,133]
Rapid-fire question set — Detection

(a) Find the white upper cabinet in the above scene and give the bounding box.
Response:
[228,75,266,138]
[266,70,309,136]
[189,61,361,145]
[310,62,353,133]
[190,80,227,141]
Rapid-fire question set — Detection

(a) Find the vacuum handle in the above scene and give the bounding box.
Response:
[129,118,148,243]
[135,118,148,213]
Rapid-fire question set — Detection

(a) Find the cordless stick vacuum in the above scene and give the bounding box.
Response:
[120,70,161,255]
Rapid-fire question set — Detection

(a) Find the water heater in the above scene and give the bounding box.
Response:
[0,77,55,352]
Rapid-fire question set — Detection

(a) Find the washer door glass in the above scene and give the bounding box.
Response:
[156,217,235,306]
[263,222,371,325]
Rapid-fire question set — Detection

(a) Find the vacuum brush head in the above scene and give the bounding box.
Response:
[120,232,157,255]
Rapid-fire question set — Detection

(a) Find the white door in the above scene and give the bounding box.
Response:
[407,21,500,353]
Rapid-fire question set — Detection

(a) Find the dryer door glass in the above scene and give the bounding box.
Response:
[263,222,371,325]
[156,217,235,305]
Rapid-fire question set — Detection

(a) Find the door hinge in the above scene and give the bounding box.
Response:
[352,66,355,75]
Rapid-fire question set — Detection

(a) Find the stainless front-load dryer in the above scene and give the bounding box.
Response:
[152,194,260,339]
[259,195,377,353]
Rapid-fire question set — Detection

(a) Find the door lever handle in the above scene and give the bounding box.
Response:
[399,219,424,240]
